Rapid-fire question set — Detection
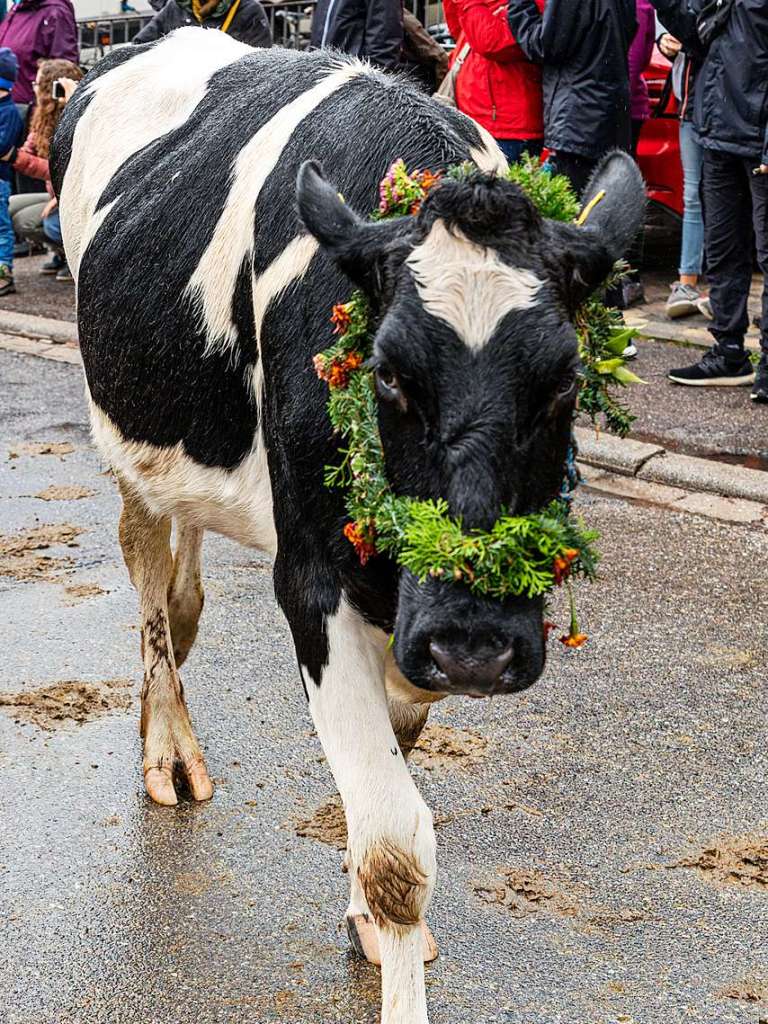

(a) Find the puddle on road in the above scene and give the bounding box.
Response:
[673,833,768,891]
[34,485,94,501]
[0,678,132,730]
[8,441,75,459]
[0,523,82,582]
[410,723,488,771]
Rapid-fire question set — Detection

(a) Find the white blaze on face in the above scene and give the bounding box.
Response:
[187,60,370,355]
[406,219,543,351]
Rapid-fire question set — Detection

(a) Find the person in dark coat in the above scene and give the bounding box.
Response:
[310,0,403,72]
[134,0,271,48]
[506,0,637,197]
[651,0,768,401]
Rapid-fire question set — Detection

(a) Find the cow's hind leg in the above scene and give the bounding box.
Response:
[117,477,213,806]
[167,522,204,669]
[292,593,435,1024]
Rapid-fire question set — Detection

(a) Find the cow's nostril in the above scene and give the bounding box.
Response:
[429,640,514,692]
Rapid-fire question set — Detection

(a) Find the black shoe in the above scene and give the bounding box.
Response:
[13,239,30,258]
[668,348,755,387]
[751,355,768,403]
[40,252,65,275]
[55,263,73,283]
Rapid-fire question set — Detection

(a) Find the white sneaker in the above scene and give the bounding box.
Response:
[697,297,713,320]
[665,282,700,319]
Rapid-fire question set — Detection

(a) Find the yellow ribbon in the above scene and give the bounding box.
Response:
[575,189,606,227]
[220,0,241,34]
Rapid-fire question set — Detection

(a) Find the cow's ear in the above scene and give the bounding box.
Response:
[544,151,646,313]
[296,160,408,297]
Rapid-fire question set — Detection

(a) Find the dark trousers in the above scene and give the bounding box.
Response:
[548,152,599,199]
[496,138,543,165]
[702,148,768,357]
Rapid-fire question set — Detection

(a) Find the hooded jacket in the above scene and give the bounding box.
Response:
[629,0,656,122]
[310,0,403,71]
[652,0,768,164]
[444,0,544,141]
[506,0,637,159]
[0,0,78,106]
[134,0,271,48]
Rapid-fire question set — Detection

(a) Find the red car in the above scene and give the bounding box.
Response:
[637,48,683,263]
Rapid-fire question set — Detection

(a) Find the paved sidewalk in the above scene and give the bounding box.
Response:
[2,253,76,323]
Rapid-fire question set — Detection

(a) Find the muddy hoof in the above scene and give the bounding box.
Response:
[346,914,438,965]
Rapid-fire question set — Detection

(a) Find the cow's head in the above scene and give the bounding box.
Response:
[297,153,644,698]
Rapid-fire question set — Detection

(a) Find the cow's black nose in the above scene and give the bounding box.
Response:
[429,639,514,694]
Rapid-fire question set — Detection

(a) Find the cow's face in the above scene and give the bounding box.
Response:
[298,154,645,697]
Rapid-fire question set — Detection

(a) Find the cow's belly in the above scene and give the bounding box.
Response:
[89,398,276,554]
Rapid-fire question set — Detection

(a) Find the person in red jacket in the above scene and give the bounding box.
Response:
[444,0,545,164]
[2,59,82,282]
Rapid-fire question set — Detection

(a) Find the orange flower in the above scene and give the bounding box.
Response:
[560,632,588,649]
[325,350,364,389]
[343,520,377,566]
[313,353,327,379]
[331,303,352,335]
[553,547,579,586]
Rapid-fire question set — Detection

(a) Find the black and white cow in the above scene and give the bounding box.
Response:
[52,29,644,1024]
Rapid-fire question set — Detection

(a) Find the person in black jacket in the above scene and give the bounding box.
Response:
[134,0,271,48]
[310,0,403,72]
[652,0,768,401]
[506,0,637,197]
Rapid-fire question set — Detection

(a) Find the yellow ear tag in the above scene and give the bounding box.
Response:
[575,189,606,227]
[337,192,345,204]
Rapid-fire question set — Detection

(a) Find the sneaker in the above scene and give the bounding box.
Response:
[55,263,73,283]
[0,263,15,296]
[668,348,755,387]
[697,297,713,320]
[40,252,65,276]
[751,355,768,403]
[665,282,700,319]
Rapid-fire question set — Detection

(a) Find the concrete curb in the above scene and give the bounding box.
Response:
[0,309,78,346]
[574,426,768,506]
[624,312,760,352]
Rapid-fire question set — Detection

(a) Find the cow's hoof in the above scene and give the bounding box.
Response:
[143,755,213,806]
[346,914,438,965]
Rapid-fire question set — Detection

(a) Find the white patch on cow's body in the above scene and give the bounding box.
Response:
[89,398,276,554]
[60,28,251,276]
[187,62,368,355]
[406,219,543,350]
[305,596,434,1024]
[248,233,319,417]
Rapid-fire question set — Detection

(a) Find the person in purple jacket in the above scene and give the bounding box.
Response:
[628,0,657,156]
[0,0,78,111]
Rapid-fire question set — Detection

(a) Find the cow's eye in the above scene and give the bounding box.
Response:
[375,364,402,403]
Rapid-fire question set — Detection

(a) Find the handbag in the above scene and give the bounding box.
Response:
[697,0,735,47]
[433,40,471,108]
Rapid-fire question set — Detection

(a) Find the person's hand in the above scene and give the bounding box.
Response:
[658,33,682,60]
[41,197,57,219]
[56,77,79,103]
[754,165,768,175]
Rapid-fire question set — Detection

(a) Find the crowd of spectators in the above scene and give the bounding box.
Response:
[0,0,763,403]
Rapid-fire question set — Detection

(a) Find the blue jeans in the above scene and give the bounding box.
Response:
[679,120,704,277]
[0,179,14,269]
[43,208,62,247]
[496,139,543,164]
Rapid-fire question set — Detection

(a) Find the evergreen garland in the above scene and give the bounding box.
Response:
[313,157,641,643]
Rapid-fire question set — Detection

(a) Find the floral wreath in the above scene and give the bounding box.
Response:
[314,158,640,647]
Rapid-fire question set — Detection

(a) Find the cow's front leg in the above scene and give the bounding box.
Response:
[301,595,436,1024]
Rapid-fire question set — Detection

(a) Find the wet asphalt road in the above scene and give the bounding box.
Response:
[1,348,767,1024]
